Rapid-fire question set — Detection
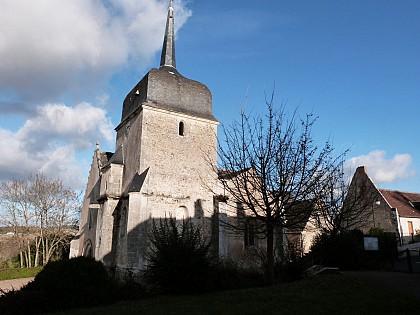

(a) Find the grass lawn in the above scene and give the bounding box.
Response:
[0,266,42,281]
[49,274,418,315]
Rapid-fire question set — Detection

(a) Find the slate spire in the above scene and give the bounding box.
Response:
[160,0,176,69]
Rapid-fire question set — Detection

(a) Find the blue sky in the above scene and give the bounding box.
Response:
[0,0,419,192]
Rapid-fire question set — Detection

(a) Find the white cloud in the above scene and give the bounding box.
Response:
[0,129,36,179]
[38,146,87,190]
[0,102,114,189]
[345,150,415,183]
[17,102,114,151]
[0,0,192,189]
[0,0,192,102]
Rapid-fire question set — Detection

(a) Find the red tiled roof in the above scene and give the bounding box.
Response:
[379,189,420,218]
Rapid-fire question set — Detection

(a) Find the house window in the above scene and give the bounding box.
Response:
[244,219,255,247]
[236,202,245,217]
[179,121,185,136]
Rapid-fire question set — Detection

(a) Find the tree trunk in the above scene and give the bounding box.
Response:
[27,240,32,268]
[19,250,24,268]
[42,237,54,265]
[266,222,275,285]
[45,238,49,264]
[34,237,41,267]
[42,237,46,266]
[23,250,29,268]
[276,225,284,264]
[46,236,61,264]
[46,243,55,264]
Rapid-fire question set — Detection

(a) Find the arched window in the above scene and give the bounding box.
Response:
[178,121,185,136]
[83,240,93,258]
[176,206,189,220]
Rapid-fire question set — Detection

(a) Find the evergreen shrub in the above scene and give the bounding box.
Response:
[310,229,365,270]
[145,218,214,293]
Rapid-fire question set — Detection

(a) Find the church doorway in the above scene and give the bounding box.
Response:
[82,240,93,258]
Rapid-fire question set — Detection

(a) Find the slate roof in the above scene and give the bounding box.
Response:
[118,67,216,128]
[105,152,114,161]
[160,0,176,69]
[103,146,124,167]
[97,151,113,167]
[379,189,420,218]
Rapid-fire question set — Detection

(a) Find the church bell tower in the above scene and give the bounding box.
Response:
[72,0,219,275]
[108,0,219,273]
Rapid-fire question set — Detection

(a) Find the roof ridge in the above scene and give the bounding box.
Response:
[379,188,420,195]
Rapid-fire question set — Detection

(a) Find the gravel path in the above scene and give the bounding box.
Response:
[0,277,34,294]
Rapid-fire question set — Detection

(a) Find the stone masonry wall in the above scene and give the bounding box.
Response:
[141,106,216,270]
[113,104,219,272]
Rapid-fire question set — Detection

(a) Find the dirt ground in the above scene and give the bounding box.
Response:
[0,277,34,294]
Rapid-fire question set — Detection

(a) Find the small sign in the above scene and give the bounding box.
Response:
[364,237,379,251]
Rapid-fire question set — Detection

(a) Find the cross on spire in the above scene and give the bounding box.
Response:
[160,0,176,69]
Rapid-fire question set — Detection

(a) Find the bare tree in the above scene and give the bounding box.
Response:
[216,94,345,284]
[30,174,80,265]
[0,179,33,267]
[0,174,80,267]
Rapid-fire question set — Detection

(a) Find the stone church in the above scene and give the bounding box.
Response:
[70,1,319,276]
[70,0,233,276]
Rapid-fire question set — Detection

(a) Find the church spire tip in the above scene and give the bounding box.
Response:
[160,0,176,69]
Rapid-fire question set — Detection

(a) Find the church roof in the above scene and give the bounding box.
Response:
[103,146,124,167]
[118,0,217,127]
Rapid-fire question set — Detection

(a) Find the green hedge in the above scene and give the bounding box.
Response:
[0,257,119,315]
